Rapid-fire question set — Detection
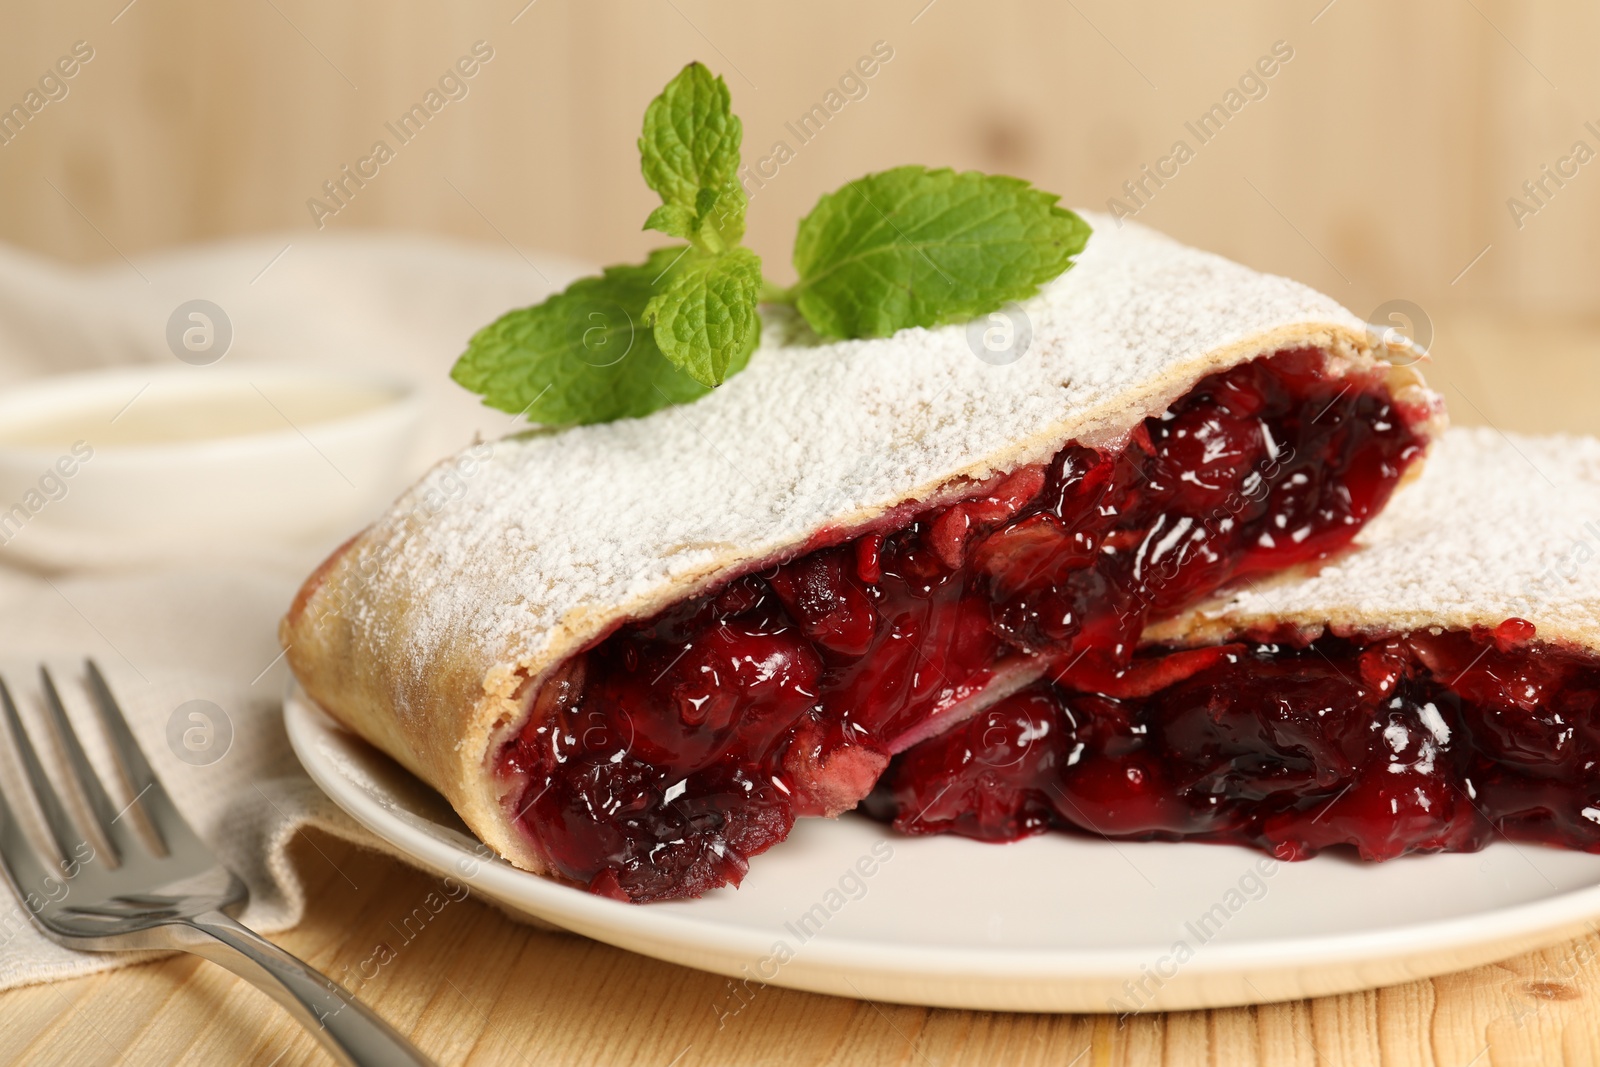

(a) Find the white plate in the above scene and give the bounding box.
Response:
[285,682,1600,1013]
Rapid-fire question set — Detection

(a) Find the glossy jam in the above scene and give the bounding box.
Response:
[499,349,1428,900]
[870,621,1600,861]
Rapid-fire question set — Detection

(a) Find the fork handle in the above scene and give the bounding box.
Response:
[169,909,437,1066]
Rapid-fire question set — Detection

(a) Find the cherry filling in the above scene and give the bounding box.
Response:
[869,621,1600,862]
[498,348,1428,901]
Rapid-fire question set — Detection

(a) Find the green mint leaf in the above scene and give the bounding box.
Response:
[642,203,697,240]
[639,61,746,251]
[788,165,1092,339]
[643,246,762,388]
[450,247,751,425]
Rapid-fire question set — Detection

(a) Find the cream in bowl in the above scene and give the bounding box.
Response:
[0,365,423,570]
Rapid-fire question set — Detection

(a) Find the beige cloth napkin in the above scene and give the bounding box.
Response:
[0,233,582,990]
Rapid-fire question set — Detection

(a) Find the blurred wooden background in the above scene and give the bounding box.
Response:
[1,0,1597,318]
[3,0,1594,435]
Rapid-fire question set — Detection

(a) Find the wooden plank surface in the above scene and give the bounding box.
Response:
[2,319,1600,1066]
[3,831,1599,1067]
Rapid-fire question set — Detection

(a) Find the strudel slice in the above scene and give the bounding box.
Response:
[872,428,1600,864]
[282,218,1438,901]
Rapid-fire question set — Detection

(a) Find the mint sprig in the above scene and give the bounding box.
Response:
[452,62,1091,427]
[639,62,746,252]
[644,246,762,387]
[449,247,755,425]
[783,166,1092,340]
[452,63,761,425]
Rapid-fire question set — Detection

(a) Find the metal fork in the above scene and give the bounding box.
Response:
[0,661,436,1066]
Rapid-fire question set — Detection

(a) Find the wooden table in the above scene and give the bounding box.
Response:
[6,312,1600,1066]
[5,831,1600,1067]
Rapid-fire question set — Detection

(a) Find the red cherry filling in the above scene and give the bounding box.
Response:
[497,348,1428,900]
[871,623,1600,863]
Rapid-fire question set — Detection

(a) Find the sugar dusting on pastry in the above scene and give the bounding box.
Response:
[334,216,1376,713]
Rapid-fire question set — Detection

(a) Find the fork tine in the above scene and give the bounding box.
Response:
[83,660,200,854]
[0,676,86,865]
[0,770,61,910]
[38,666,126,866]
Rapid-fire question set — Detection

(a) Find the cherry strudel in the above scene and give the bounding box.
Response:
[283,218,1439,900]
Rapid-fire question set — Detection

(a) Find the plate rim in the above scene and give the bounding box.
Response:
[284,680,1600,994]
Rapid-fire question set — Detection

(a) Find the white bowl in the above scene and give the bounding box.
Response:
[0,365,423,570]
